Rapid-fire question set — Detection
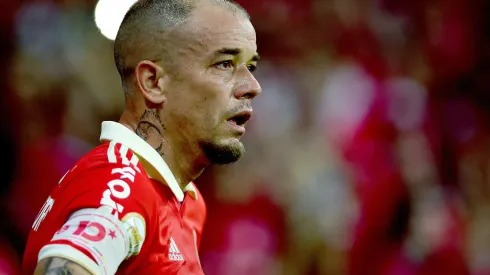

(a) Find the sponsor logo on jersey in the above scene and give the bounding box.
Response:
[101,142,141,218]
[99,141,147,257]
[169,237,184,261]
[100,167,137,218]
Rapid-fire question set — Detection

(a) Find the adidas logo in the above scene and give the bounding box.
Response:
[169,237,184,261]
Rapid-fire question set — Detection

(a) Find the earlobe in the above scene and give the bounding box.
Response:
[135,60,167,105]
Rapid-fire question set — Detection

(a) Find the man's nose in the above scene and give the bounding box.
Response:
[233,68,262,100]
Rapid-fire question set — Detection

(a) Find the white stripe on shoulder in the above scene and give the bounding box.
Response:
[107,141,117,163]
[129,154,141,172]
[119,145,130,166]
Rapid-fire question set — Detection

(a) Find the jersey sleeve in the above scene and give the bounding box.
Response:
[38,207,129,275]
[35,145,156,275]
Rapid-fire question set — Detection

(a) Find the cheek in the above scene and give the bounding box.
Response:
[194,95,227,132]
[171,68,234,133]
[191,80,232,125]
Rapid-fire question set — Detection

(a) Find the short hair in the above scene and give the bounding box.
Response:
[113,0,249,89]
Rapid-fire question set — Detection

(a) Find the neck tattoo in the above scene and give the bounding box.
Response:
[135,109,165,157]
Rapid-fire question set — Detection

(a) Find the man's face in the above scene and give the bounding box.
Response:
[160,6,261,165]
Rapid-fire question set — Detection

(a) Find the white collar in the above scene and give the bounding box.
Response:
[100,121,196,202]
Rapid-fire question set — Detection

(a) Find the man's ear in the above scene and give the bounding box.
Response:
[135,60,167,104]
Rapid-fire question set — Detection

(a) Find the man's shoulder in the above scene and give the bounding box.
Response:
[72,141,111,167]
[58,141,154,200]
[75,141,146,174]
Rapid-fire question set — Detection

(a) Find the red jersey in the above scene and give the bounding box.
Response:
[23,121,206,275]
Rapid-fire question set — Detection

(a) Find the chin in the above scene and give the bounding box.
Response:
[200,138,245,165]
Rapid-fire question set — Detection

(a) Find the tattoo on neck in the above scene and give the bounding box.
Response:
[135,109,165,157]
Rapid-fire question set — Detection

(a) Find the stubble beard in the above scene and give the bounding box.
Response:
[200,138,245,165]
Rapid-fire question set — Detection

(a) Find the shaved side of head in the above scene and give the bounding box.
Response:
[114,0,249,93]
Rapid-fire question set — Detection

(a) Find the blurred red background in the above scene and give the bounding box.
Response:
[2,0,490,274]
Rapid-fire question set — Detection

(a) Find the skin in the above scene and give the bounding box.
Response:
[121,3,261,189]
[34,258,91,275]
[34,3,261,275]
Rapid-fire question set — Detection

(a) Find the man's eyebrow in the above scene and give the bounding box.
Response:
[216,47,242,56]
[213,48,260,62]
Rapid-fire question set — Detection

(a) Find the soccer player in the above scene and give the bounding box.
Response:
[22,0,261,274]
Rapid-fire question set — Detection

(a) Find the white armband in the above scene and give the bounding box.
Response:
[39,206,145,275]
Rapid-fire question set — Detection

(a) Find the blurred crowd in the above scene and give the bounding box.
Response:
[2,0,490,274]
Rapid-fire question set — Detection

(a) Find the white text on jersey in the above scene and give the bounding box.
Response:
[32,196,55,231]
[100,167,136,218]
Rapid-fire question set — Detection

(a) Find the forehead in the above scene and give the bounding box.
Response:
[180,5,257,56]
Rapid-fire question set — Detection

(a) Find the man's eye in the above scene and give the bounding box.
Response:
[214,60,234,69]
[247,64,257,73]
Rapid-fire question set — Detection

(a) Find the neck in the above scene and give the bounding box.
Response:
[119,109,205,189]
